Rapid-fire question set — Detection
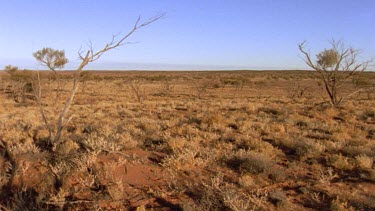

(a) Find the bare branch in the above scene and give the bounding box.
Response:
[79,13,165,64]
[298,41,318,70]
[51,13,165,143]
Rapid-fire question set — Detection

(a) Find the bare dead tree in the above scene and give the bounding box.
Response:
[159,79,174,96]
[128,79,147,103]
[299,40,373,107]
[35,13,165,144]
[287,81,309,100]
[192,79,210,99]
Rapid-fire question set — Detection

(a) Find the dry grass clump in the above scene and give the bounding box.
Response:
[182,173,269,210]
[0,156,12,189]
[268,136,325,160]
[341,140,374,157]
[236,138,280,157]
[225,150,278,177]
[258,106,285,117]
[7,139,41,156]
[355,155,374,170]
[358,109,375,122]
[238,174,255,188]
[330,197,356,211]
[294,139,325,160]
[268,190,288,207]
[326,154,354,171]
[367,128,375,140]
[317,167,338,185]
[162,148,207,172]
[80,132,124,152]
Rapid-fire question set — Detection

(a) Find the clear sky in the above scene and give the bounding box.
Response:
[0,0,374,70]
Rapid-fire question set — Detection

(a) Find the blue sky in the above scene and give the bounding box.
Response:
[0,0,374,70]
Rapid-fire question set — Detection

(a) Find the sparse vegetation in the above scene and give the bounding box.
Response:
[1,0,374,207]
[2,65,34,103]
[1,70,375,210]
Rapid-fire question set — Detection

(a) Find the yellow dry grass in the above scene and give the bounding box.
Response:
[0,70,374,210]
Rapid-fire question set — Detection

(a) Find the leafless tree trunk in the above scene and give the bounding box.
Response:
[192,80,210,99]
[128,79,146,103]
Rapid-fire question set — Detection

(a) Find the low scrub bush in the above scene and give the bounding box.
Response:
[226,151,274,175]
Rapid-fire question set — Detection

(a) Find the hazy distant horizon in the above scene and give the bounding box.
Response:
[1,58,374,71]
[0,59,308,71]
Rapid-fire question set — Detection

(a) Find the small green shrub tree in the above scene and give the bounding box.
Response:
[33,48,68,99]
[299,40,372,107]
[4,65,19,75]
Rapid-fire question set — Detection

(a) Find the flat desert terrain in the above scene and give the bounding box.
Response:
[0,70,374,210]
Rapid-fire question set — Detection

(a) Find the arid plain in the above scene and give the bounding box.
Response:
[0,70,374,210]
